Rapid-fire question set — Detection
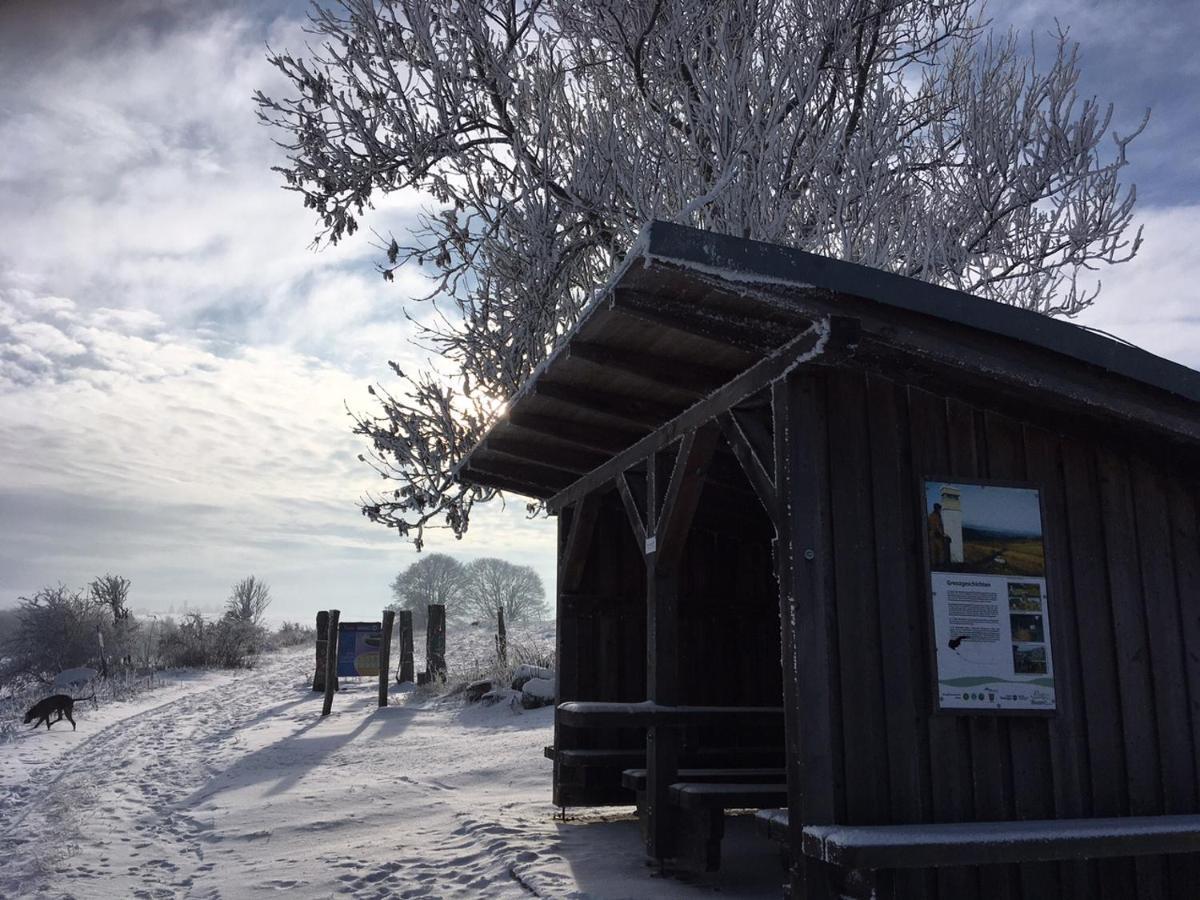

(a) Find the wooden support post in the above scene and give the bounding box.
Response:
[496,605,507,666]
[321,609,340,717]
[396,610,414,683]
[313,610,328,692]
[378,609,395,708]
[427,604,446,681]
[643,425,720,864]
[774,372,840,900]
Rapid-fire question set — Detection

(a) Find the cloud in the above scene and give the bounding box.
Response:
[0,285,556,615]
[1074,204,1200,369]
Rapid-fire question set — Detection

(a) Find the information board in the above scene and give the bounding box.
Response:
[337,621,383,677]
[924,480,1055,712]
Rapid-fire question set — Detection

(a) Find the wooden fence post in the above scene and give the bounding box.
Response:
[378,610,395,707]
[496,605,507,666]
[427,604,446,681]
[397,610,414,683]
[313,610,328,692]
[321,609,340,717]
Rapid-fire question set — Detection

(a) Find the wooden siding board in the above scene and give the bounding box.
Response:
[1022,425,1099,899]
[827,371,891,826]
[1059,439,1139,900]
[1096,447,1169,900]
[1130,459,1200,897]
[907,386,978,900]
[866,374,936,899]
[982,411,1059,900]
[950,403,1018,900]
[775,371,842,899]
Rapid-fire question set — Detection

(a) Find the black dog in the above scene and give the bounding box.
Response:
[23,694,89,731]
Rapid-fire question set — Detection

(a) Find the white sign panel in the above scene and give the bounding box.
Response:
[925,480,1055,712]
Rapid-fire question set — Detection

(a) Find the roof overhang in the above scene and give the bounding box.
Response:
[455,221,1200,507]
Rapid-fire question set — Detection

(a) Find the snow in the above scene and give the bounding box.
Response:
[0,648,784,897]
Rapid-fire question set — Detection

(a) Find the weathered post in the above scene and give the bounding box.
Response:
[313,610,329,692]
[427,603,446,681]
[397,610,414,683]
[496,605,507,666]
[321,609,340,717]
[378,610,395,708]
[96,625,109,679]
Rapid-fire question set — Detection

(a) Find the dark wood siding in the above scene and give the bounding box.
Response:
[802,367,1200,899]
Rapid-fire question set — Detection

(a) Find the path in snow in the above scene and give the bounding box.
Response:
[0,648,782,898]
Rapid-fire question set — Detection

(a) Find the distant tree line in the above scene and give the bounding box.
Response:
[388,554,547,629]
[0,574,310,684]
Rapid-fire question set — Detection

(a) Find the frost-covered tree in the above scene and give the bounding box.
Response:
[2,586,111,679]
[88,574,136,665]
[226,576,272,627]
[257,0,1145,544]
[462,558,547,625]
[389,552,466,627]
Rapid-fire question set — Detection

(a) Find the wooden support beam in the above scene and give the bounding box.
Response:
[508,410,642,453]
[559,495,601,594]
[547,319,832,512]
[567,340,733,396]
[732,404,775,473]
[645,560,681,861]
[483,436,608,475]
[774,372,840,900]
[655,424,721,571]
[534,381,678,429]
[719,411,779,523]
[611,289,785,353]
[615,472,647,548]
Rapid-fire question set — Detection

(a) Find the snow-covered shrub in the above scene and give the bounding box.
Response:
[156,612,265,669]
[1,586,116,681]
[268,621,316,649]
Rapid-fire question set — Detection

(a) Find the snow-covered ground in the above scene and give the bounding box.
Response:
[0,647,783,898]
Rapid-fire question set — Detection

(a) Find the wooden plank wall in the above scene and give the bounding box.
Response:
[554,499,646,806]
[807,367,1200,900]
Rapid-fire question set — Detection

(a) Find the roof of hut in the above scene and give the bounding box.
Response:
[456,221,1200,505]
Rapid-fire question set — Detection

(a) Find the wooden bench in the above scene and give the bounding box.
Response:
[552,702,786,809]
[666,782,789,872]
[621,767,785,792]
[556,700,784,727]
[756,809,1200,899]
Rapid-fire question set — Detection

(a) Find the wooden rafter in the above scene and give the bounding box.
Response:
[534,381,676,429]
[719,411,779,523]
[483,436,607,474]
[567,340,733,396]
[508,410,640,453]
[611,289,787,353]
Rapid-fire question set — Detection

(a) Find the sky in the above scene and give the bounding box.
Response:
[0,0,1197,622]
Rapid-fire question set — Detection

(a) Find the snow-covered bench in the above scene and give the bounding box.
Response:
[756,809,1200,899]
[552,701,787,808]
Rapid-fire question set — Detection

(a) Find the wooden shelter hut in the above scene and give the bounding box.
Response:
[456,221,1200,898]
